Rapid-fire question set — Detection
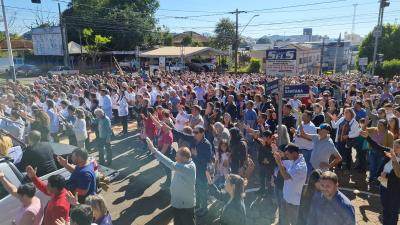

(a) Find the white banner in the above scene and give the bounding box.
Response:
[32,26,63,56]
[266,49,297,76]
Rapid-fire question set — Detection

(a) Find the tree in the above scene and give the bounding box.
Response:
[63,0,159,50]
[163,32,173,46]
[213,18,235,50]
[256,37,271,44]
[82,28,111,66]
[181,36,193,46]
[359,24,400,62]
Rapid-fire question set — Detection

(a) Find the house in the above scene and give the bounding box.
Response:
[173,31,209,46]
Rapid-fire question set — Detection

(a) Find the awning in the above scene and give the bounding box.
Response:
[140,46,227,58]
[68,41,87,54]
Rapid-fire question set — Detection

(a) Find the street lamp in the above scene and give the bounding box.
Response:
[240,14,259,35]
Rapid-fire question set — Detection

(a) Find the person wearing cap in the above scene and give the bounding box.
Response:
[299,123,342,172]
[272,143,307,225]
[171,125,212,216]
[188,105,204,128]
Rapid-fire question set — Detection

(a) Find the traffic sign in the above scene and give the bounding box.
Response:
[359,57,368,66]
[265,79,279,95]
[284,85,310,98]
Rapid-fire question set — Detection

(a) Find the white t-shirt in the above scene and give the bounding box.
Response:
[294,122,317,151]
[174,112,189,131]
[289,98,302,110]
[283,155,307,205]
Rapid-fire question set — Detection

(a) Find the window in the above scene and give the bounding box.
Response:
[0,162,22,200]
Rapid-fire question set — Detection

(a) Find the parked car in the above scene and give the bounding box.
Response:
[0,143,119,225]
[149,63,187,75]
[190,59,216,72]
[47,66,79,77]
[187,63,205,73]
[16,64,42,77]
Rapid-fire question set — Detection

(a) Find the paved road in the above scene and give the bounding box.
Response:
[93,123,383,225]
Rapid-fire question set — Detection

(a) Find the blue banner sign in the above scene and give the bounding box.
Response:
[266,49,297,61]
[284,85,310,98]
[265,79,279,95]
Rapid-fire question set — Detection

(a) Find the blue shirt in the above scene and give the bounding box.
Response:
[244,109,257,128]
[69,163,96,198]
[353,108,367,122]
[307,191,355,225]
[170,96,181,113]
[102,95,113,119]
[95,213,113,225]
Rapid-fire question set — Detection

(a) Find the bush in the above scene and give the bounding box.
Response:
[368,59,400,78]
[247,58,261,73]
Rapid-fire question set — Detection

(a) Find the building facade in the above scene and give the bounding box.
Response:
[304,41,351,73]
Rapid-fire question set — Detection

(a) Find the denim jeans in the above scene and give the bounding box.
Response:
[300,149,312,175]
[368,150,385,181]
[97,138,112,165]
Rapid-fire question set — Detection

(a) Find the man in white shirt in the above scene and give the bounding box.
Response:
[292,111,317,174]
[273,143,307,225]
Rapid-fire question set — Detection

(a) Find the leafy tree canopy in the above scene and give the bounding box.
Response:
[359,24,400,62]
[63,0,161,50]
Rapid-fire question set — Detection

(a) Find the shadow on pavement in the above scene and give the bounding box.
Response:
[113,190,171,225]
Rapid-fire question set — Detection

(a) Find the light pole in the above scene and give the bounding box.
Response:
[240,14,259,35]
[1,0,16,81]
[372,0,390,76]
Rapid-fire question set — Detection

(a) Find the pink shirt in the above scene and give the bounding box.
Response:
[14,197,43,225]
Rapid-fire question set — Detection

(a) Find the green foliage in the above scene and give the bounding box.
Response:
[247,58,261,73]
[162,32,173,46]
[367,59,400,78]
[237,58,261,73]
[82,27,111,66]
[213,18,235,50]
[64,0,159,50]
[181,36,193,46]
[358,24,400,62]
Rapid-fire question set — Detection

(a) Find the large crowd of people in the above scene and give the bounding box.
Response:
[0,70,399,225]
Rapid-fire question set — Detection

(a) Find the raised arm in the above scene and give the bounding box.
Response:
[26,166,51,196]
[57,156,76,173]
[360,131,390,154]
[0,171,18,198]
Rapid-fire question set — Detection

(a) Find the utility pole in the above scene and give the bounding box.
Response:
[230,9,247,74]
[372,0,390,76]
[235,9,239,73]
[58,3,69,67]
[348,3,357,74]
[1,0,16,81]
[333,33,341,74]
[320,38,325,76]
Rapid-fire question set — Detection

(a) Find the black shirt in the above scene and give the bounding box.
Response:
[17,142,58,177]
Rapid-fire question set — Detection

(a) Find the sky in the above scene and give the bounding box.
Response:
[4,0,400,39]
